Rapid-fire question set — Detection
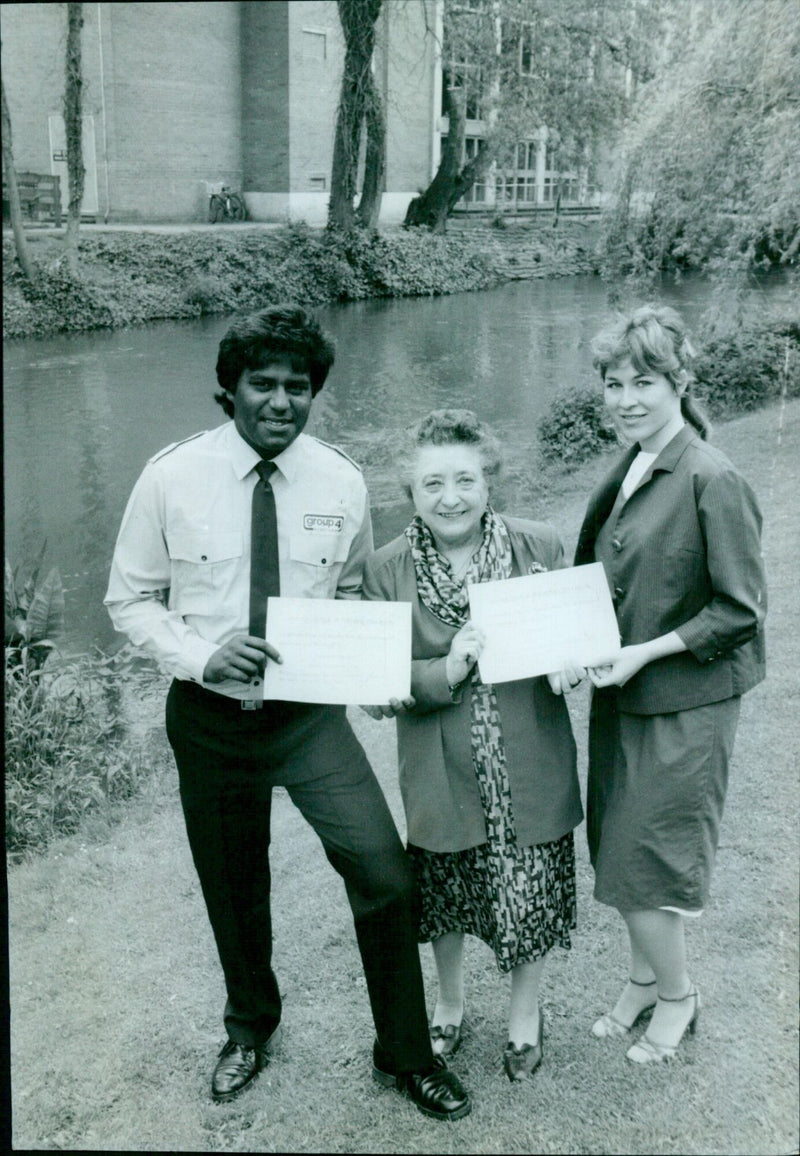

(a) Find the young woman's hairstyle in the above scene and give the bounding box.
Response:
[591,304,710,440]
[214,304,336,415]
[395,409,504,499]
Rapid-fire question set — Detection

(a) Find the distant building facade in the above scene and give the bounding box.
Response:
[1,1,440,224]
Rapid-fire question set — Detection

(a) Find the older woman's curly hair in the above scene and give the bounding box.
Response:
[214,304,335,416]
[591,304,710,439]
[395,409,504,499]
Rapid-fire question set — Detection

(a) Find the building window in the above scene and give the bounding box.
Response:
[302,29,327,62]
[308,175,327,191]
[543,142,581,203]
[441,66,485,121]
[519,24,534,76]
[495,138,538,206]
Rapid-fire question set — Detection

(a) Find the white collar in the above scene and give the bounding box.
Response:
[226,421,305,483]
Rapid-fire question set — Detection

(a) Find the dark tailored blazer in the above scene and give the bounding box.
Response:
[362,517,583,853]
[574,425,766,715]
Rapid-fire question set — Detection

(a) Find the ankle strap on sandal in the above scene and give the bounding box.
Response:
[657,987,697,1003]
[629,977,657,987]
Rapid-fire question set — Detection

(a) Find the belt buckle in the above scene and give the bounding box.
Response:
[241,700,263,711]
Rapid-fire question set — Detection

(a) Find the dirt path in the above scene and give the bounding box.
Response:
[8,401,799,1154]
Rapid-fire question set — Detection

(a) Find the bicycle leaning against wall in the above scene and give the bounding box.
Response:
[208,186,246,223]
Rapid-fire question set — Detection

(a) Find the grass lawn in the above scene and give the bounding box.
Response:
[7,400,799,1154]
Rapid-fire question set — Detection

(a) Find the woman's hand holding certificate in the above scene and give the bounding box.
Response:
[467,562,620,685]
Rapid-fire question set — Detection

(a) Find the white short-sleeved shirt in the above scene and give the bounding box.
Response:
[105,422,373,699]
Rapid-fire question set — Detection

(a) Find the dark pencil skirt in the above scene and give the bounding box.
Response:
[587,689,741,913]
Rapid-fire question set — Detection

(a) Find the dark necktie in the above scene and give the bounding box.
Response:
[249,460,280,639]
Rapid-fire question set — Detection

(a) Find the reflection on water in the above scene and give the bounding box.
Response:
[3,273,791,651]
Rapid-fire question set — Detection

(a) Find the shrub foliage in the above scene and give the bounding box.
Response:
[5,647,171,859]
[601,0,799,281]
[2,225,509,339]
[694,317,800,418]
[537,384,618,465]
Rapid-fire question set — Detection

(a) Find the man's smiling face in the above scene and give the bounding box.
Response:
[230,356,313,459]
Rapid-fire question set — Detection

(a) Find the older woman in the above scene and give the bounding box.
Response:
[362,409,582,1081]
[573,305,766,1063]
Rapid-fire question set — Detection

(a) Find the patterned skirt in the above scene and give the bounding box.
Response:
[407,832,576,973]
[407,676,577,974]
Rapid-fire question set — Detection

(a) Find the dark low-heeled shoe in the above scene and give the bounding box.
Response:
[503,1010,544,1082]
[373,1048,472,1121]
[211,1026,280,1102]
[430,1020,463,1056]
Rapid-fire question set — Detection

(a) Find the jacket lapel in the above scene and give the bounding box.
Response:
[574,427,698,565]
[574,446,637,565]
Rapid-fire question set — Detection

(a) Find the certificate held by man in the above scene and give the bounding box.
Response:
[467,562,620,684]
[262,597,412,704]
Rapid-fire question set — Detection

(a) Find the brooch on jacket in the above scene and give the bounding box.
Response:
[528,562,548,575]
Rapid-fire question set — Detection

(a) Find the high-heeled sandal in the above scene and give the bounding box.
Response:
[503,1010,543,1081]
[591,978,657,1039]
[626,988,701,1063]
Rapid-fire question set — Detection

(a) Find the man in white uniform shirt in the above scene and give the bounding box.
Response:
[105,306,470,1119]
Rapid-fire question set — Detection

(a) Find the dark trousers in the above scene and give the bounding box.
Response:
[165,680,433,1073]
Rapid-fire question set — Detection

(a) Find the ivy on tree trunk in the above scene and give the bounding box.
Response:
[64,2,85,276]
[355,75,385,230]
[328,0,384,231]
[1,67,35,281]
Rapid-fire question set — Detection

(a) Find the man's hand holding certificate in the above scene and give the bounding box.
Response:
[262,597,412,705]
[467,562,620,685]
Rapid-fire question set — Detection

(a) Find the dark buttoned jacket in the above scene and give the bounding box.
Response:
[574,425,766,715]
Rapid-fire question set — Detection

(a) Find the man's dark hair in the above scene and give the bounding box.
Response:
[214,305,336,415]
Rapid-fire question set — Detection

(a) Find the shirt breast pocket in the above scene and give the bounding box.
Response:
[289,532,350,595]
[166,529,243,614]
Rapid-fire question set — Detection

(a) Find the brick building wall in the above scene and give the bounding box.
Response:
[382,2,438,194]
[241,2,289,193]
[287,1,342,193]
[101,2,242,221]
[1,3,104,205]
[2,1,439,225]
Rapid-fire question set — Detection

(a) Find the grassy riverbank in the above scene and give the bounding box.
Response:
[1,216,600,340]
[8,398,798,1154]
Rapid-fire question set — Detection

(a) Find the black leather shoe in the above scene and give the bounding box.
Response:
[211,1027,280,1102]
[503,1010,543,1082]
[373,1052,471,1121]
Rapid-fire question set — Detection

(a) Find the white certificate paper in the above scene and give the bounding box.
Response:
[262,597,411,704]
[467,562,620,684]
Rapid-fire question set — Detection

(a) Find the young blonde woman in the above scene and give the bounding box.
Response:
[571,305,766,1062]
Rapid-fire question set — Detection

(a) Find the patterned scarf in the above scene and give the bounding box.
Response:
[406,506,514,842]
[404,505,513,628]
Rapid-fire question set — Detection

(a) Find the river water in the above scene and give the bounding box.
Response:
[3,273,790,652]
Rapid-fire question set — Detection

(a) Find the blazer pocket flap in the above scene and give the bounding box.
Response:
[167,530,242,564]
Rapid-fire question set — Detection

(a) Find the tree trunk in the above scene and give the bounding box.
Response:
[354,73,385,230]
[328,0,382,230]
[1,71,35,281]
[404,82,480,232]
[329,42,363,230]
[64,2,85,276]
